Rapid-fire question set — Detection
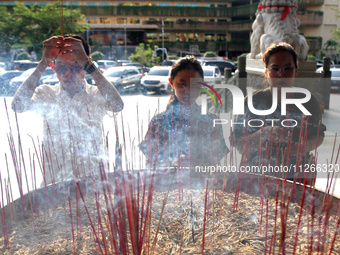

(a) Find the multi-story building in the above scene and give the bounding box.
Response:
[1,1,339,60]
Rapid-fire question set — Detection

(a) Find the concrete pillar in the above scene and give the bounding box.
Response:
[224,68,232,83]
[223,68,233,113]
[238,56,247,95]
[322,57,331,110]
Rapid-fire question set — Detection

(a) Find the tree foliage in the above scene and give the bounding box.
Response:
[324,39,338,51]
[204,51,218,57]
[90,51,105,61]
[330,10,340,54]
[331,30,340,51]
[129,43,153,66]
[92,39,104,53]
[16,52,31,60]
[0,3,88,60]
[0,6,21,54]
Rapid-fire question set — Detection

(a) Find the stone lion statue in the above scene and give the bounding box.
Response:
[249,0,309,60]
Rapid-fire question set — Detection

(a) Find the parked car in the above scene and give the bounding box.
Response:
[162,60,176,66]
[41,73,95,86]
[0,70,23,96]
[97,60,117,70]
[0,62,6,72]
[117,60,130,66]
[103,66,142,92]
[123,63,150,74]
[7,60,39,71]
[41,73,58,85]
[9,67,55,91]
[202,66,222,86]
[203,60,237,74]
[123,62,142,68]
[0,62,6,70]
[330,68,340,92]
[316,59,335,69]
[140,66,172,94]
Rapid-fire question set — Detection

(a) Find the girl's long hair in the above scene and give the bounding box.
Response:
[167,55,204,108]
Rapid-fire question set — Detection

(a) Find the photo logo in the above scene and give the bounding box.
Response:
[199,82,223,107]
[200,83,312,116]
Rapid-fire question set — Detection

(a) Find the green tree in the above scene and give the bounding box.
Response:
[90,51,105,61]
[324,39,338,52]
[0,6,22,58]
[333,28,340,42]
[16,51,31,60]
[330,10,340,62]
[129,43,153,66]
[92,39,104,53]
[0,3,88,59]
[204,51,218,57]
[167,55,178,60]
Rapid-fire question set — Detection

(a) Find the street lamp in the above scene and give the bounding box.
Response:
[162,18,164,62]
[124,18,127,59]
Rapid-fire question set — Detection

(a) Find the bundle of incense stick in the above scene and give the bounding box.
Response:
[1,100,340,254]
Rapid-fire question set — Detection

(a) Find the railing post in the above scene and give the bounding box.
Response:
[322,57,331,110]
[224,68,232,83]
[238,56,247,95]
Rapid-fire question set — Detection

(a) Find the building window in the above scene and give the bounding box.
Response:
[86,2,97,6]
[160,3,170,7]
[69,2,80,6]
[99,2,110,6]
[188,33,199,42]
[217,19,228,23]
[205,34,215,41]
[38,2,48,5]
[87,18,98,24]
[159,33,169,41]
[130,18,140,24]
[205,19,215,23]
[217,34,226,41]
[100,18,110,24]
[119,3,139,6]
[146,18,157,24]
[24,2,35,5]
[188,4,199,7]
[205,4,215,7]
[6,2,15,6]
[117,18,126,24]
[176,33,186,42]
[218,4,228,8]
[176,3,186,7]
[146,33,157,42]
[176,19,186,24]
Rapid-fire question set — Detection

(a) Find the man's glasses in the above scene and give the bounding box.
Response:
[54,65,83,75]
[267,67,295,76]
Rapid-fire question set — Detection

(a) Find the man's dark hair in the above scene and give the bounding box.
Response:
[64,34,90,56]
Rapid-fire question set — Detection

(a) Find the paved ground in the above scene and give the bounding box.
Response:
[314,93,340,195]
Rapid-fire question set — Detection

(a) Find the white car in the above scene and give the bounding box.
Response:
[330,68,340,92]
[10,67,55,89]
[103,66,142,92]
[202,66,222,86]
[140,66,172,94]
[97,60,117,70]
